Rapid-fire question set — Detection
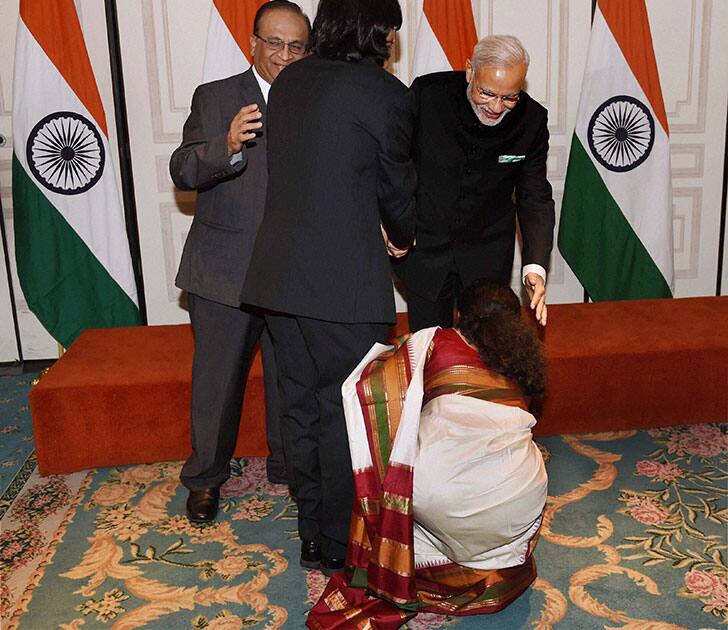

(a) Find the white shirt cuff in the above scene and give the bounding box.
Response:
[230,151,243,166]
[522,264,546,285]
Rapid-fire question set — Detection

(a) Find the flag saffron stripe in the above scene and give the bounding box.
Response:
[20,0,107,137]
[212,0,266,64]
[423,0,477,71]
[598,0,669,135]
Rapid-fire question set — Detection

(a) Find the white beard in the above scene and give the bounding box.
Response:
[466,87,510,127]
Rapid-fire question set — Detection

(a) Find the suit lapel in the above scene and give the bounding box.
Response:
[237,68,267,151]
[239,68,267,115]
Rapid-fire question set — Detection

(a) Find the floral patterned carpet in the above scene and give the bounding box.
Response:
[1,372,726,629]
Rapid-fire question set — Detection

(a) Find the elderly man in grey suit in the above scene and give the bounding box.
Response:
[169,0,310,522]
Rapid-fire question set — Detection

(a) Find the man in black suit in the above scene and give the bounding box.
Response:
[242,0,416,575]
[394,35,555,330]
[169,1,310,523]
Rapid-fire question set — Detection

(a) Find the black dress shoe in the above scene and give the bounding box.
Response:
[186,487,220,523]
[320,555,345,577]
[300,540,321,570]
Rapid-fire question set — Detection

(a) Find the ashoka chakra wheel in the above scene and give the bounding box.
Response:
[26,111,105,195]
[587,95,654,173]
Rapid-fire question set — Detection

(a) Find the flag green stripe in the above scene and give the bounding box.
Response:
[558,137,672,301]
[12,155,140,348]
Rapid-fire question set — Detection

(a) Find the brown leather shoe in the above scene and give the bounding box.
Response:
[186,487,220,523]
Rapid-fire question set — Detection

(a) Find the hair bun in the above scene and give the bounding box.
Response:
[478,302,503,316]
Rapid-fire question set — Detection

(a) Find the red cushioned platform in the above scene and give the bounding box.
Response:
[29,324,267,475]
[29,297,727,475]
[535,297,727,435]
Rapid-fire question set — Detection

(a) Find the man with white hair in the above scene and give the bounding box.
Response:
[394,35,555,329]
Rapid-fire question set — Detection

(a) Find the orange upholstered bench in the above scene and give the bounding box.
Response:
[535,296,727,435]
[29,324,268,476]
[29,296,727,475]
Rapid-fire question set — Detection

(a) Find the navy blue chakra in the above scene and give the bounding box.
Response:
[26,111,104,195]
[587,95,654,173]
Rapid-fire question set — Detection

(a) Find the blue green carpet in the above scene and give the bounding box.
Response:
[1,371,726,628]
[0,373,37,500]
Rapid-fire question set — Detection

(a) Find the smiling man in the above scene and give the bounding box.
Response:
[170,1,310,523]
[394,35,555,330]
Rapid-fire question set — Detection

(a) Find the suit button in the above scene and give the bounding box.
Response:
[465,167,472,175]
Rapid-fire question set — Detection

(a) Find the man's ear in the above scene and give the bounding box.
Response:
[249,34,257,58]
[465,59,473,83]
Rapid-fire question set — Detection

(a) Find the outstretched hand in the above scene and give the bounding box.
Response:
[227,104,263,156]
[525,272,547,326]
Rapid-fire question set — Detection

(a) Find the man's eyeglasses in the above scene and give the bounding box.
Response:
[475,88,521,106]
[254,34,306,56]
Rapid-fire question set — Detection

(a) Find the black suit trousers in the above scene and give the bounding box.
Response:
[266,313,388,558]
[181,293,283,490]
[406,270,464,332]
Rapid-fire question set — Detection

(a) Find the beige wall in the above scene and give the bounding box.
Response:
[0,0,23,361]
[0,1,726,359]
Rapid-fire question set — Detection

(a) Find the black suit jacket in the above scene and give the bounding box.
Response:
[242,57,417,324]
[394,71,555,300]
[171,69,267,307]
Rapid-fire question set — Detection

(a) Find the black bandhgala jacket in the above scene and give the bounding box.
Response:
[394,71,555,301]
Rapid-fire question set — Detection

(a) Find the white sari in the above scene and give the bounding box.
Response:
[342,328,547,569]
[413,392,547,569]
[344,327,547,572]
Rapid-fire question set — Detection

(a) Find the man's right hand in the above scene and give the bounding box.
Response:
[524,272,548,326]
[227,104,263,156]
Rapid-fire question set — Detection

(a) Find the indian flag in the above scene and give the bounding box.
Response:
[12,0,140,348]
[412,0,477,77]
[202,0,265,83]
[558,0,673,300]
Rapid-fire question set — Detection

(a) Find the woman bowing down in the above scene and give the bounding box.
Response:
[308,279,548,628]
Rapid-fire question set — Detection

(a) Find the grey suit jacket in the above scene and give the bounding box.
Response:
[171,69,267,307]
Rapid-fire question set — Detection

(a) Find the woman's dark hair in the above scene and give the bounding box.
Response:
[457,279,546,399]
[309,0,402,65]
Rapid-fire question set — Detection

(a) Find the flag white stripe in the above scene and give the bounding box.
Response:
[12,21,137,304]
[202,4,250,84]
[412,12,452,78]
[573,8,672,286]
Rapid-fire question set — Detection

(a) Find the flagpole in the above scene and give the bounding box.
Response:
[717,100,728,296]
[104,0,148,324]
[582,0,597,304]
[0,191,23,365]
